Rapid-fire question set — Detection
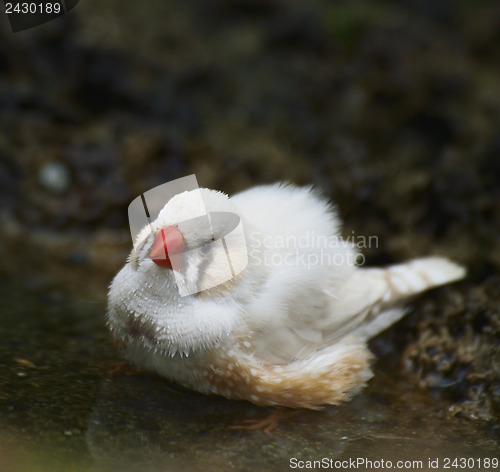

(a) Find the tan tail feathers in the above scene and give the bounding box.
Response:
[373,257,466,305]
[349,257,465,341]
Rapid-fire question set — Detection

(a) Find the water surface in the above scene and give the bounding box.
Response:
[0,274,498,472]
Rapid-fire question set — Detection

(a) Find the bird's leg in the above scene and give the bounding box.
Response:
[229,407,299,434]
[108,338,142,376]
[108,361,142,377]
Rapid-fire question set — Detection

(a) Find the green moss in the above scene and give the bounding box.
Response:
[322,1,390,47]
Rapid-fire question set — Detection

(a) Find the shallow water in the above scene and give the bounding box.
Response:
[0,274,498,472]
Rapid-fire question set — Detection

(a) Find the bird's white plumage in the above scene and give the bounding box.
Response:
[107,183,465,408]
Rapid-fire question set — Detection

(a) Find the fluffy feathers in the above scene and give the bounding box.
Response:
[107,183,465,408]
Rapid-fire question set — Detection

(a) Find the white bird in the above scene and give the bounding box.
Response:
[107,183,465,409]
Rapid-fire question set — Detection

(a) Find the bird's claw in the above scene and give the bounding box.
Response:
[229,408,299,434]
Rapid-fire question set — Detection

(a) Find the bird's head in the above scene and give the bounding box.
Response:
[130,188,248,297]
[107,188,248,356]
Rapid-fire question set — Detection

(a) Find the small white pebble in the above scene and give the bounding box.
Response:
[39,162,71,194]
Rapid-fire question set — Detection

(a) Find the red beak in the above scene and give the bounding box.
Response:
[149,226,185,269]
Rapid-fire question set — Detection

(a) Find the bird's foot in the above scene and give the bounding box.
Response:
[108,361,142,377]
[229,407,299,434]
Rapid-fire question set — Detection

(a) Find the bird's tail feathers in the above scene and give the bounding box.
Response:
[349,257,465,340]
[368,256,465,305]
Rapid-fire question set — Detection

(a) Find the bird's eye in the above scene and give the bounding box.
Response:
[200,241,212,255]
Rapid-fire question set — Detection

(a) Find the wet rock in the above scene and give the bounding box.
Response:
[402,278,500,422]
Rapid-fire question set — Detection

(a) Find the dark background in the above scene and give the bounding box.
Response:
[0,1,499,467]
[2,1,500,274]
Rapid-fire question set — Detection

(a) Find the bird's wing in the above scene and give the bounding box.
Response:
[231,184,465,363]
[248,257,465,363]
[291,256,466,348]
